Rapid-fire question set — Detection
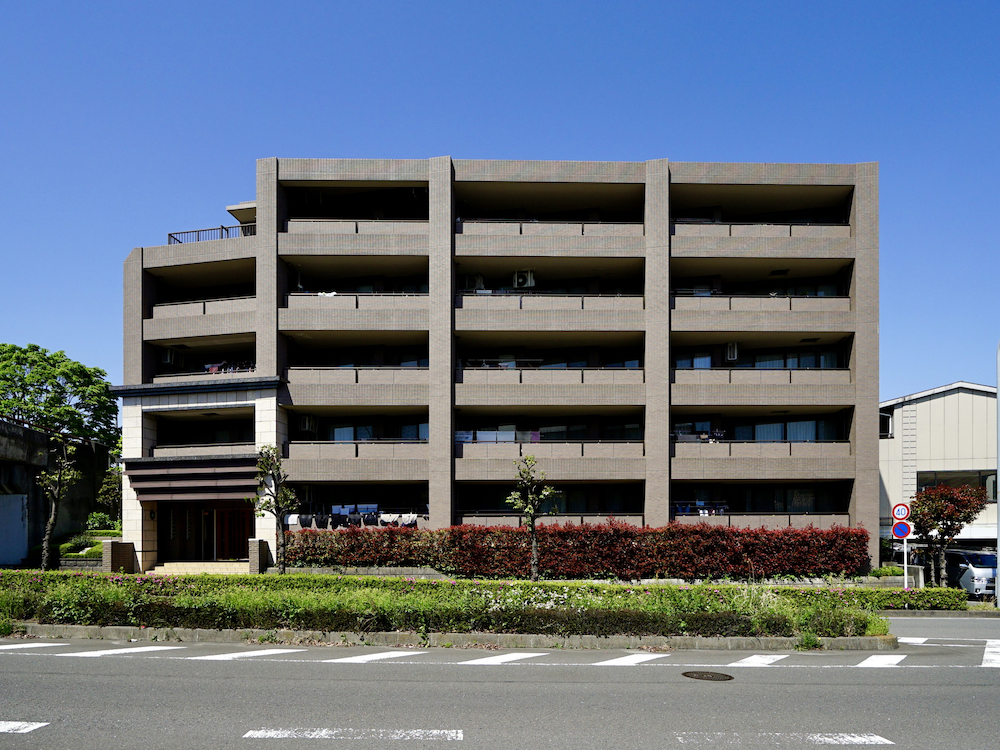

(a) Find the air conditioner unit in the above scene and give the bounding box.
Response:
[513,270,535,288]
[725,342,739,362]
[465,274,485,291]
[160,349,178,365]
[299,415,318,433]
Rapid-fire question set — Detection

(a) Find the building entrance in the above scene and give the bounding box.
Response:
[157,503,252,562]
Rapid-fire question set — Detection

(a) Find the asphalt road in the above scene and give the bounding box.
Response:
[1,620,998,750]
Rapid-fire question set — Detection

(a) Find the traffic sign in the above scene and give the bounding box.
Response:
[891,504,910,521]
[892,521,912,539]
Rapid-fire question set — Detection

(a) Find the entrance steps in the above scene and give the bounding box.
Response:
[149,561,250,575]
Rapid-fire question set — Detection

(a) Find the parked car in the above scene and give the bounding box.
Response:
[945,549,997,598]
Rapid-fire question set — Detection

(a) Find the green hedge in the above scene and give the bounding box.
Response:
[0,571,935,637]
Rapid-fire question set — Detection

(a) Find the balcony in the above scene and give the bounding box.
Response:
[151,443,255,458]
[455,293,644,332]
[152,365,256,385]
[286,367,429,406]
[150,296,256,320]
[455,439,645,481]
[144,297,257,341]
[671,368,853,407]
[285,219,429,235]
[671,512,851,529]
[284,440,429,482]
[168,224,256,244]
[280,292,430,331]
[456,367,644,407]
[671,222,850,239]
[672,440,851,458]
[672,368,850,386]
[671,295,850,313]
[670,440,854,480]
[457,220,643,237]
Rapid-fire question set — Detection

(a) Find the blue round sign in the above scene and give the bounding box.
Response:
[892,521,911,539]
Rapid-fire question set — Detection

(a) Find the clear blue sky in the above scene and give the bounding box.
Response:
[2,1,997,401]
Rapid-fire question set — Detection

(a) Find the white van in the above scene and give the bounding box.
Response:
[945,550,997,598]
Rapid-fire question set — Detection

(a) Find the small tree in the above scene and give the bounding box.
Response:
[248,445,298,574]
[505,455,557,582]
[96,466,123,520]
[39,442,82,571]
[910,484,989,586]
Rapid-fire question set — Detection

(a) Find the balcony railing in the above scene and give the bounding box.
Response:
[671,368,851,385]
[456,220,644,237]
[458,367,644,385]
[455,440,644,459]
[670,221,850,238]
[150,296,255,319]
[168,223,256,244]
[671,440,851,458]
[671,294,850,312]
[456,292,644,311]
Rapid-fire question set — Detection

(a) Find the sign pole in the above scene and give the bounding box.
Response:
[903,534,909,589]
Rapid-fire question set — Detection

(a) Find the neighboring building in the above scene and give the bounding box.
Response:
[0,419,110,565]
[880,382,998,545]
[116,158,880,572]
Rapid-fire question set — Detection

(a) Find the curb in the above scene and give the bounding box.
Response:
[880,609,1000,618]
[11,623,897,651]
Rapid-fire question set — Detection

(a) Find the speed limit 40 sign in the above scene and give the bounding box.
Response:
[892,504,910,521]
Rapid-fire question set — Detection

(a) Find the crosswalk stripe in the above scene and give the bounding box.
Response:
[897,637,927,644]
[0,643,70,651]
[56,646,185,658]
[322,650,425,664]
[0,721,49,734]
[856,655,906,668]
[983,640,1000,668]
[592,653,670,666]
[189,648,306,661]
[726,654,788,667]
[458,652,547,666]
[672,732,893,745]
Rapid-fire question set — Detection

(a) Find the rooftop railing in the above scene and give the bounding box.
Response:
[168,223,256,244]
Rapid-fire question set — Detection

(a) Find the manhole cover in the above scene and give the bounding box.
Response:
[682,671,733,682]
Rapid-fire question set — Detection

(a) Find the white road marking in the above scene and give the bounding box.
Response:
[726,654,788,667]
[458,652,547,665]
[592,653,671,666]
[856,655,906,668]
[0,721,49,734]
[983,640,1000,668]
[323,650,425,664]
[0,643,69,651]
[673,732,893,745]
[189,648,306,661]
[243,727,462,740]
[56,646,185,658]
[896,637,927,644]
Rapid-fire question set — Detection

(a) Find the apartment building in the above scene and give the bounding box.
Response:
[116,157,880,572]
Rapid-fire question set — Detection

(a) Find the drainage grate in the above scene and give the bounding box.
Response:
[682,671,733,682]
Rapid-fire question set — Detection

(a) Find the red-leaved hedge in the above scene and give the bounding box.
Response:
[284,521,869,579]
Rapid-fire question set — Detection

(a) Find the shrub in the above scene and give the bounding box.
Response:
[87,512,114,531]
[284,521,870,580]
[870,566,904,578]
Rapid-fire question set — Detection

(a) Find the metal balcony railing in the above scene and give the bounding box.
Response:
[167,223,256,244]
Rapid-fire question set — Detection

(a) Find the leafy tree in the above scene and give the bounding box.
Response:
[505,455,557,582]
[0,343,118,445]
[39,443,82,570]
[96,466,123,520]
[248,445,298,574]
[1,343,119,571]
[910,484,989,586]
